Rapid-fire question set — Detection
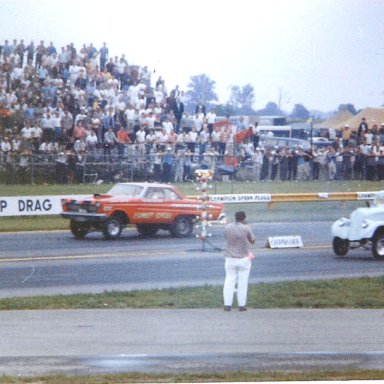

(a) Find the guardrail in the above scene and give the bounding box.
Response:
[205,191,379,204]
[1,191,381,217]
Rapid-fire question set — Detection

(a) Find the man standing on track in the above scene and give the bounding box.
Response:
[223,211,255,312]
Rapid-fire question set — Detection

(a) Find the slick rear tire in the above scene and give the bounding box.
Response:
[70,220,88,239]
[170,216,193,238]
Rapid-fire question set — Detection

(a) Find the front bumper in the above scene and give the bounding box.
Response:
[61,212,108,222]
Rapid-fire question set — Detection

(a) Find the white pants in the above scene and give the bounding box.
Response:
[223,257,252,307]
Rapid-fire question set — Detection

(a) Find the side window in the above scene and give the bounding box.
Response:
[145,188,165,199]
[164,189,180,200]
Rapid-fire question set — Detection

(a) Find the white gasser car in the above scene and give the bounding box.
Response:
[331,192,384,259]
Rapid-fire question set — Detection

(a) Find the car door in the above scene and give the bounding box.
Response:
[135,186,174,224]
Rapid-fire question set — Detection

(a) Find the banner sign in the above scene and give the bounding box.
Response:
[357,191,381,201]
[267,236,303,248]
[0,195,89,217]
[209,193,271,204]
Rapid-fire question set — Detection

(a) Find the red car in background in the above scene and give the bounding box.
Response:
[61,182,225,240]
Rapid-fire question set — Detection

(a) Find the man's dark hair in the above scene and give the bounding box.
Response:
[235,211,246,222]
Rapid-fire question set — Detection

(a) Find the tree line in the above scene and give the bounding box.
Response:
[185,74,358,119]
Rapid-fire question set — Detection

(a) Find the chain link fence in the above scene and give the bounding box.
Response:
[0,149,378,185]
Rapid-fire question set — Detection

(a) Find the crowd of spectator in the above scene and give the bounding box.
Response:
[0,38,384,184]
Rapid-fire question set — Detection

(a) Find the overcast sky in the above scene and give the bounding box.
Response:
[1,0,384,112]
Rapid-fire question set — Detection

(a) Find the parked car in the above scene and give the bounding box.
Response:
[331,192,384,258]
[260,136,311,151]
[61,182,225,240]
[310,137,335,148]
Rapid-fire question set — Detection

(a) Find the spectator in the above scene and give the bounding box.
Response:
[52,110,62,143]
[342,124,351,148]
[162,146,174,182]
[85,129,98,155]
[40,110,54,142]
[99,42,109,71]
[25,40,35,64]
[73,120,86,141]
[20,119,33,139]
[116,125,131,158]
[356,117,368,145]
[103,126,117,159]
[35,40,46,70]
[195,100,206,116]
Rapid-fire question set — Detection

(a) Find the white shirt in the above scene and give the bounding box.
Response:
[193,115,204,132]
[187,130,198,143]
[146,133,156,144]
[86,133,98,146]
[136,130,146,143]
[162,121,174,134]
[125,108,137,122]
[199,130,210,143]
[31,126,43,139]
[41,116,54,129]
[51,116,62,128]
[206,112,216,124]
[211,130,220,143]
[154,89,164,104]
[1,140,11,152]
[21,126,34,139]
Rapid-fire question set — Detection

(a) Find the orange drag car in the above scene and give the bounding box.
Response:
[61,182,225,240]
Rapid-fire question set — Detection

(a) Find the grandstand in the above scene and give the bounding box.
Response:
[0,39,384,184]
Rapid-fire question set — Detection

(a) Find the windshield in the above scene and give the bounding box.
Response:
[107,184,144,197]
[373,191,384,206]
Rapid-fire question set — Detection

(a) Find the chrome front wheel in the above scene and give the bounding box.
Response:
[102,217,123,240]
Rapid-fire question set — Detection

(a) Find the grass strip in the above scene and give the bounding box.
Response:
[1,277,384,310]
[1,369,384,383]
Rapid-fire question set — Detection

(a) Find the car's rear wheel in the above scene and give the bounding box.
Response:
[332,236,349,256]
[102,216,123,240]
[372,231,384,259]
[170,216,193,238]
[136,224,159,237]
[70,220,88,239]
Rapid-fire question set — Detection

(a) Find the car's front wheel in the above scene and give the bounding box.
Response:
[102,216,123,240]
[170,216,193,238]
[372,231,384,259]
[332,236,349,256]
[70,220,88,239]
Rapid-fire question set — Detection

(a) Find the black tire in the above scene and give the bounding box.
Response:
[136,224,159,237]
[102,217,123,240]
[170,216,193,238]
[332,236,349,257]
[372,231,384,259]
[70,220,88,239]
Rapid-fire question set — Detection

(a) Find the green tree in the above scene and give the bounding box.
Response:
[338,103,357,115]
[229,83,256,115]
[213,103,235,117]
[290,103,310,120]
[257,102,283,116]
[185,74,218,113]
